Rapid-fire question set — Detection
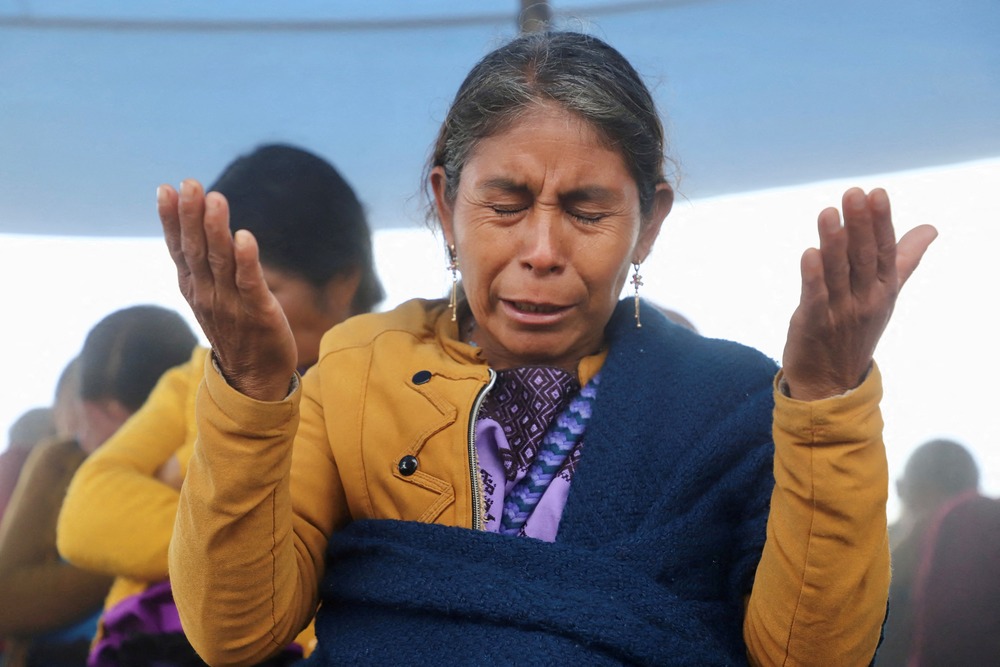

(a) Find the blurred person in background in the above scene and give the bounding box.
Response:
[160,32,936,666]
[0,351,81,528]
[0,305,197,667]
[881,439,1000,666]
[0,408,56,525]
[58,144,382,667]
[0,406,56,663]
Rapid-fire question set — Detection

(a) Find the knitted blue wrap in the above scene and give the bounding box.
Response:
[309,299,779,665]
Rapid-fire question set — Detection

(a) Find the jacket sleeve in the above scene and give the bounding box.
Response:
[168,353,347,667]
[0,441,113,634]
[57,349,203,580]
[743,363,891,666]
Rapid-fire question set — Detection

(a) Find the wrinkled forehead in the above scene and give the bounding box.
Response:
[456,102,632,190]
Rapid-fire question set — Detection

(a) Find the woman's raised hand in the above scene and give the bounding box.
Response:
[781,187,937,401]
[158,180,297,402]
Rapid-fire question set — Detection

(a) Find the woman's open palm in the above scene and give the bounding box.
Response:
[782,187,937,401]
[158,179,297,401]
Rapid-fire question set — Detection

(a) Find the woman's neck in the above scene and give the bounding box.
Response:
[460,314,596,376]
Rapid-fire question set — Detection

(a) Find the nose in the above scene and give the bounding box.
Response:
[519,209,565,276]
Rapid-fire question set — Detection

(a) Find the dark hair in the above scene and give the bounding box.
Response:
[903,439,980,497]
[78,305,197,412]
[209,144,383,315]
[54,356,81,402]
[7,407,55,450]
[427,31,668,222]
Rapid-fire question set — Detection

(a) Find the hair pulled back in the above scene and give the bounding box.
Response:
[428,31,668,222]
[79,305,197,412]
[210,144,383,315]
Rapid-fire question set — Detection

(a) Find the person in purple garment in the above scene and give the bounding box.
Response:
[0,307,196,667]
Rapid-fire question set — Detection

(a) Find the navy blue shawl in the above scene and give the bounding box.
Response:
[309,300,778,665]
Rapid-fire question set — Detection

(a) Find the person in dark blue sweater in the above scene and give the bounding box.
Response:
[161,31,937,666]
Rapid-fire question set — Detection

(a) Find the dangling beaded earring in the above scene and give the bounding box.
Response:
[630,261,643,328]
[448,244,459,322]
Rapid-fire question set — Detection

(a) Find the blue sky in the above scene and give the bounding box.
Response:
[2,0,998,236]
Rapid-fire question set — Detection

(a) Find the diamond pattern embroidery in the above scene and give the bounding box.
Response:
[480,367,579,481]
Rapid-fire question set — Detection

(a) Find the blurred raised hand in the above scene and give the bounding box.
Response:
[158,180,296,401]
[781,187,937,401]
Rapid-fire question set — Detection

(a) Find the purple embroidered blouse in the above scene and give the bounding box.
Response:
[475,366,588,542]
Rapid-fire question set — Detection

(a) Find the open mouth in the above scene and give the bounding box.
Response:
[509,301,565,314]
[501,300,572,325]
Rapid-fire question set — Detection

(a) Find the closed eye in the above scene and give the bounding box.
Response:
[492,206,529,217]
[562,187,619,225]
[570,211,607,224]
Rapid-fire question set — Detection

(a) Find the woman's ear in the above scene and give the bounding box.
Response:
[635,182,674,262]
[430,166,455,247]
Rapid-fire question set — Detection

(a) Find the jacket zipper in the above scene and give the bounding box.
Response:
[467,368,496,531]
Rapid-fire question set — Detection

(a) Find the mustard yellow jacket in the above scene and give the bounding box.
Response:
[59,347,205,612]
[58,346,315,655]
[169,299,890,667]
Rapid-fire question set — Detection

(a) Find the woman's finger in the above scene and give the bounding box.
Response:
[842,187,879,296]
[232,230,272,307]
[817,206,849,308]
[177,179,213,295]
[797,246,828,320]
[896,224,939,289]
[868,188,898,287]
[202,191,239,306]
[157,184,189,281]
[232,229,285,327]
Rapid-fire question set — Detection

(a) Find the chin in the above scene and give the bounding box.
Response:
[499,334,580,369]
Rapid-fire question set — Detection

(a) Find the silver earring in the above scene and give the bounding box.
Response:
[448,245,459,322]
[631,262,643,328]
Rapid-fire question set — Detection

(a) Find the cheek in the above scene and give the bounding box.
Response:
[274,292,308,329]
[613,257,634,289]
[80,405,127,451]
[271,290,290,314]
[283,304,324,346]
[455,228,505,294]
[458,254,497,312]
[578,237,637,295]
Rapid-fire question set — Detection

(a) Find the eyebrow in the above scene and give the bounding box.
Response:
[560,186,620,206]
[477,178,530,195]
[476,179,620,205]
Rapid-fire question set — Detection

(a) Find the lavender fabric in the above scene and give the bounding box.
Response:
[476,366,586,541]
[89,579,304,666]
[88,579,182,667]
[500,373,599,536]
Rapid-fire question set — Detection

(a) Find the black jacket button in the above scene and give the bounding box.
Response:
[412,370,432,385]
[398,455,419,476]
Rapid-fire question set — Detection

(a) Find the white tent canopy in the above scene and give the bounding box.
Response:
[2,0,998,236]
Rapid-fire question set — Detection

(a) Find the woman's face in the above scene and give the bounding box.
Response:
[432,103,672,372]
[261,265,359,370]
[78,399,131,454]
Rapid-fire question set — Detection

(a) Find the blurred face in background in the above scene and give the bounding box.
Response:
[53,361,83,441]
[262,264,360,370]
[77,399,131,454]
